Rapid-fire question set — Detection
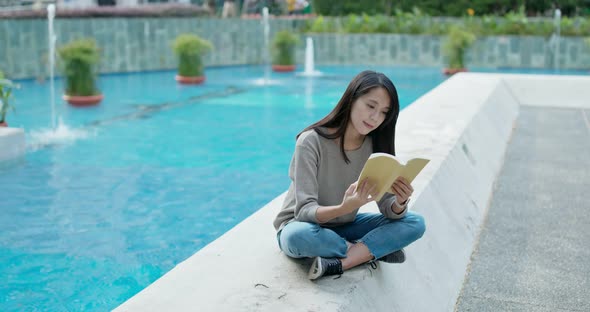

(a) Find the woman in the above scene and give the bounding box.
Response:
[273,70,426,280]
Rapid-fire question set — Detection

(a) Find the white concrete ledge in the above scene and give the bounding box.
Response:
[474,73,590,108]
[0,127,25,162]
[115,73,590,312]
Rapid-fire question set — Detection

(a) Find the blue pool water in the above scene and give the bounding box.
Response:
[0,65,587,311]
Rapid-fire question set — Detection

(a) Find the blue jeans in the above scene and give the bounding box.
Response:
[277,212,426,260]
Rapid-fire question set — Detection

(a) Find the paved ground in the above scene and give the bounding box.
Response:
[456,106,590,312]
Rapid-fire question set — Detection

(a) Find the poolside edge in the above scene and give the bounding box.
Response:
[0,127,26,162]
[114,73,520,312]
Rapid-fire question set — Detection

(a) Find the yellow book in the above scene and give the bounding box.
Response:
[358,153,430,201]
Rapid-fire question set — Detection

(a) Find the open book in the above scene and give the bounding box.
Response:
[358,153,430,201]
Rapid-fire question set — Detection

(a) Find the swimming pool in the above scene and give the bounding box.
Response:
[0,65,586,311]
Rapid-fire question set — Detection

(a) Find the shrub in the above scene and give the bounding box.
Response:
[58,38,100,96]
[310,0,589,17]
[303,16,338,33]
[443,25,476,69]
[272,30,300,66]
[172,34,213,77]
[0,77,17,124]
[312,0,392,16]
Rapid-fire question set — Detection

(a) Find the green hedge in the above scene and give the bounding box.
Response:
[302,9,590,36]
[312,0,590,17]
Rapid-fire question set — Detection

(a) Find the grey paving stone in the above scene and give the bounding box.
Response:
[457,107,590,311]
[458,295,585,312]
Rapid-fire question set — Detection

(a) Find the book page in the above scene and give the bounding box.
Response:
[358,154,402,201]
[400,158,430,183]
[358,154,430,201]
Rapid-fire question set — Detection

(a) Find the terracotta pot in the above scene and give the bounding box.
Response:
[0,121,7,127]
[175,75,206,85]
[63,94,103,107]
[242,14,262,19]
[272,65,296,72]
[442,68,468,75]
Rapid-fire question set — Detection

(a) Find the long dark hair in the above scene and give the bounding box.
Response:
[298,70,400,163]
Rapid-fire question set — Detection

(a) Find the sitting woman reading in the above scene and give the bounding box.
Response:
[273,70,426,280]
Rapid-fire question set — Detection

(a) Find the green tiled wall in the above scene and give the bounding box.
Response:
[1,18,589,79]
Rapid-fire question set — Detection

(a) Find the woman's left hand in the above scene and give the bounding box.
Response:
[390,177,413,204]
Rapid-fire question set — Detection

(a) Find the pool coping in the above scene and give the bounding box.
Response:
[114,73,590,311]
[0,127,25,163]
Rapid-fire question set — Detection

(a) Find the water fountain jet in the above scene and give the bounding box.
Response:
[298,37,322,77]
[47,4,57,129]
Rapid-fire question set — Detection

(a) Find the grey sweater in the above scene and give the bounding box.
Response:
[273,128,407,231]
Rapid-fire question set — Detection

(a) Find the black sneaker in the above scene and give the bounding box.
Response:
[308,257,343,280]
[378,249,406,264]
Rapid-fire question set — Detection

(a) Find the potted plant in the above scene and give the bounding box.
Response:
[172,34,213,84]
[0,74,17,127]
[442,25,476,75]
[272,30,300,72]
[58,38,103,106]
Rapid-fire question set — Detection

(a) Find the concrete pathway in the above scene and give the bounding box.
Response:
[456,106,590,311]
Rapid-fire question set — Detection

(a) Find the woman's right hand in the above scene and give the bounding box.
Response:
[341,178,376,213]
